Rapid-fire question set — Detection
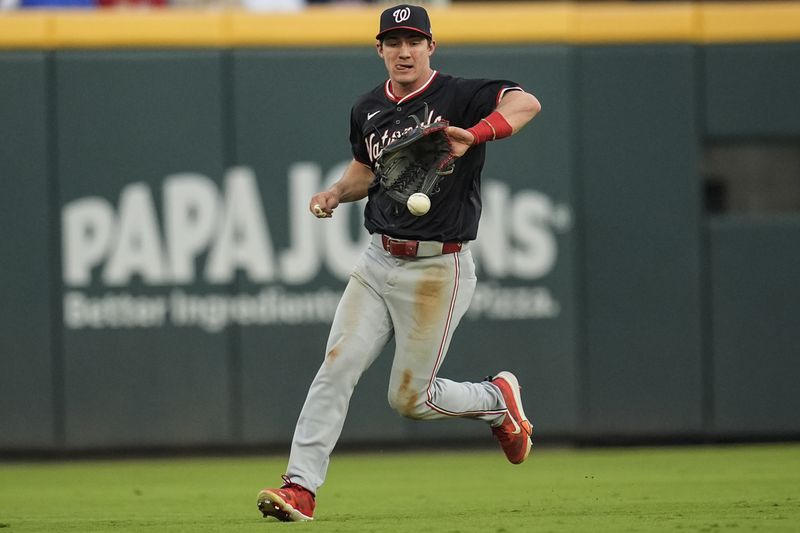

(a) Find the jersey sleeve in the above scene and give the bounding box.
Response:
[453,78,524,127]
[349,105,371,166]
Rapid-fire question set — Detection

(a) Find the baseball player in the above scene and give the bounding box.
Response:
[258,4,541,522]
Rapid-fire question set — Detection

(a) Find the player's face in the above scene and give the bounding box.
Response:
[377,31,436,93]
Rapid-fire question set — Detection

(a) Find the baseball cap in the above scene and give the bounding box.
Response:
[376,4,432,40]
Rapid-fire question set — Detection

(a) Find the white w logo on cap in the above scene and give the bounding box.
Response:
[393,7,411,23]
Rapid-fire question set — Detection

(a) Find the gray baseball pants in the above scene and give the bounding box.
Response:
[285,237,507,494]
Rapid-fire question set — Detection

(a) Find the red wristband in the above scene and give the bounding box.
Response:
[466,111,513,145]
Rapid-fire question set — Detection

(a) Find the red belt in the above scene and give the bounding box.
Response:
[380,234,463,257]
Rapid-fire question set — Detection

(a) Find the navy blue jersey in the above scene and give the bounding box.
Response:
[350,71,521,242]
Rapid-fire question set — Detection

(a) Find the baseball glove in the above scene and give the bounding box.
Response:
[375,117,455,205]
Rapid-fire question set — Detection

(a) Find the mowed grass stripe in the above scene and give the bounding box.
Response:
[0,444,798,532]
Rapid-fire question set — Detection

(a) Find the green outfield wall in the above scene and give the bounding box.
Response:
[1,29,799,451]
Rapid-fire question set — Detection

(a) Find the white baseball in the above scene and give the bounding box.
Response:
[406,193,431,216]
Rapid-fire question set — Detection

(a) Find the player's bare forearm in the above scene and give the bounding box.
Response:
[309,159,374,218]
[494,89,541,134]
[445,90,541,157]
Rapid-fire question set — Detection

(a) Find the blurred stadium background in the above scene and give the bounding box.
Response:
[1,1,799,460]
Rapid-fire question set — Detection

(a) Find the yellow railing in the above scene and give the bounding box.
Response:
[1,2,799,49]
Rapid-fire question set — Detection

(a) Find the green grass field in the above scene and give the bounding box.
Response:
[1,444,798,532]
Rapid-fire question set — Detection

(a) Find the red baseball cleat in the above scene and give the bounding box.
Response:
[490,371,533,464]
[257,476,316,522]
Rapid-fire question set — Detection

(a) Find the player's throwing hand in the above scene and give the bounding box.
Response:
[309,192,338,218]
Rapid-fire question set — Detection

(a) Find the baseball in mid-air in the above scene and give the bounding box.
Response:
[406,193,431,216]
